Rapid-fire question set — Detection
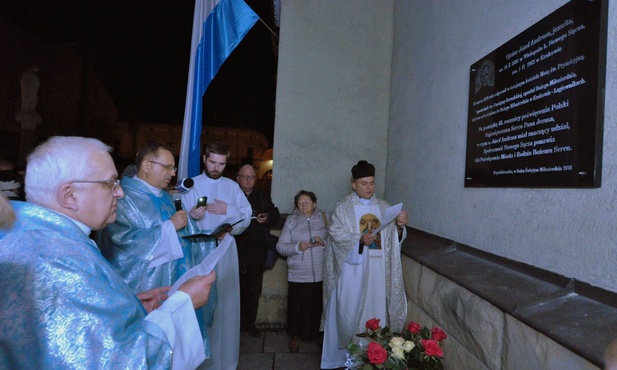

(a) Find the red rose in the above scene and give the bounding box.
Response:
[431,327,447,341]
[367,342,388,364]
[366,318,381,331]
[407,321,421,334]
[422,339,443,357]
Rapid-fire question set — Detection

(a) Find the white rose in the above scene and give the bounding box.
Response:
[389,336,405,348]
[403,340,416,352]
[392,346,405,359]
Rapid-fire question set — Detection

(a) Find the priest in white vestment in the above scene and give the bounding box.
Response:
[321,160,408,369]
[182,142,252,370]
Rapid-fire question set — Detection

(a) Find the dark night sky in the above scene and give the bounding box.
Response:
[0,0,278,143]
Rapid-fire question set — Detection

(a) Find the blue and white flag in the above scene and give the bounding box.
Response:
[179,0,259,178]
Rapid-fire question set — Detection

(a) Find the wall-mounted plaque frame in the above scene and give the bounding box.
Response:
[465,0,607,188]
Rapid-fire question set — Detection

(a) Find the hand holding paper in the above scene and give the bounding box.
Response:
[372,203,403,234]
[169,233,233,295]
[396,210,408,228]
[178,272,217,310]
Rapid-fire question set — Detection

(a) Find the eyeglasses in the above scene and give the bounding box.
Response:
[71,179,121,191]
[147,160,177,172]
[238,175,256,180]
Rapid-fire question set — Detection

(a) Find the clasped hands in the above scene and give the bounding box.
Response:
[299,236,325,251]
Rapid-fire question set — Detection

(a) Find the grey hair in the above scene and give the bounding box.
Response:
[25,136,112,206]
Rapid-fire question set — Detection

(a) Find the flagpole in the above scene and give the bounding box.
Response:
[258,17,278,39]
[178,0,259,179]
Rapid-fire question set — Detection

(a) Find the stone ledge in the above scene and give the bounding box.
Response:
[401,227,617,368]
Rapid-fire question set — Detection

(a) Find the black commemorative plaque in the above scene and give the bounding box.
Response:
[465,0,607,188]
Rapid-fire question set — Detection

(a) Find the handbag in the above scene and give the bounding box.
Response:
[263,233,280,270]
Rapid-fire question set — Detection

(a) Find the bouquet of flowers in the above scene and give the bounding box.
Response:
[346,318,447,370]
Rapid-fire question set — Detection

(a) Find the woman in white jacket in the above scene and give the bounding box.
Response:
[277,190,328,353]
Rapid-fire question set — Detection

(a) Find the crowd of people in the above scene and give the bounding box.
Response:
[0,136,411,370]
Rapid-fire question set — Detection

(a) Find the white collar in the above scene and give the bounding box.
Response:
[133,176,163,197]
[202,172,223,183]
[354,193,374,206]
[48,208,92,237]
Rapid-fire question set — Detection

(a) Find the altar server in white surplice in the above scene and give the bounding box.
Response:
[321,160,409,369]
[182,141,252,370]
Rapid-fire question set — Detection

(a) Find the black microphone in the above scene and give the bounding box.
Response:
[173,193,183,212]
[175,178,194,193]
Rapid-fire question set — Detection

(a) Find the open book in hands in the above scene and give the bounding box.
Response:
[182,217,244,239]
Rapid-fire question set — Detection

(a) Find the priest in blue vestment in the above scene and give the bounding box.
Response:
[99,142,217,359]
[0,136,216,369]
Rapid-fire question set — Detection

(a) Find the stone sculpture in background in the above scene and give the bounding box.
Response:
[20,65,40,114]
[16,65,43,166]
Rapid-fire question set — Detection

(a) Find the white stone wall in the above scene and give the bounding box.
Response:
[273,0,617,293]
[388,0,617,292]
[271,0,617,362]
[257,257,288,325]
[256,229,288,325]
[272,0,394,214]
[402,257,600,370]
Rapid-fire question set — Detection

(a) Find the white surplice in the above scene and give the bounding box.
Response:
[182,174,252,370]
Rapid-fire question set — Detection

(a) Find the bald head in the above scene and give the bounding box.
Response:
[237,164,256,194]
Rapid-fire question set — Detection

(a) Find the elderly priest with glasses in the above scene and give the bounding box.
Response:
[0,136,215,369]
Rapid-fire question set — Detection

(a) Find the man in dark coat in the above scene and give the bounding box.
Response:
[235,164,280,337]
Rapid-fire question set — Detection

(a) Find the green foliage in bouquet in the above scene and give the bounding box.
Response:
[346,318,446,370]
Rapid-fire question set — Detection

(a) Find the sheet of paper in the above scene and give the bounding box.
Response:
[372,203,403,234]
[169,233,232,294]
